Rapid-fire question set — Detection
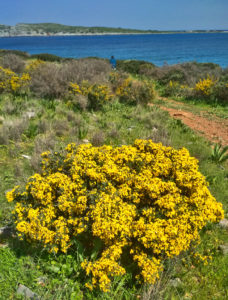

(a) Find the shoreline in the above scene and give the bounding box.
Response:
[0,31,228,38]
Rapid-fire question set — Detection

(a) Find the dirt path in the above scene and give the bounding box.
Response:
[153,98,228,146]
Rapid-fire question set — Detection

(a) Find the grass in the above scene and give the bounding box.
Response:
[0,91,227,298]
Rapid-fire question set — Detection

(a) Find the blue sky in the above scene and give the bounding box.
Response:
[1,0,228,30]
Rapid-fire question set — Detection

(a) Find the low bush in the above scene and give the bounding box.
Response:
[30,63,67,99]
[0,66,31,96]
[29,59,111,100]
[117,59,156,75]
[61,59,111,85]
[195,76,217,98]
[162,75,228,105]
[25,59,45,74]
[116,77,155,105]
[147,62,222,87]
[0,49,30,59]
[0,118,28,144]
[7,139,224,292]
[109,71,128,93]
[31,53,63,62]
[0,54,25,74]
[212,81,228,104]
[69,81,113,110]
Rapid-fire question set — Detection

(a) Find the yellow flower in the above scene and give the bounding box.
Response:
[8,139,224,292]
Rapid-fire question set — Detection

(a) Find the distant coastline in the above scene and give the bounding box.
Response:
[0,23,227,37]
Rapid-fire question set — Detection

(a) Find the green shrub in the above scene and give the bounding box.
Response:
[31,53,63,62]
[0,49,30,59]
[116,77,155,105]
[69,81,113,110]
[117,59,155,75]
[146,62,222,87]
[211,144,228,163]
[212,81,228,104]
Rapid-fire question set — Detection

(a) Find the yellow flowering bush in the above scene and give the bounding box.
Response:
[69,81,113,110]
[7,140,224,292]
[195,76,216,96]
[0,66,31,95]
[116,77,155,105]
[24,59,45,74]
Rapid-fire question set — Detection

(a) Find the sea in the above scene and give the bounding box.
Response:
[0,33,228,68]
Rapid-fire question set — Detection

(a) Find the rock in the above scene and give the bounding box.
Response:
[219,244,228,255]
[170,278,182,287]
[37,276,47,286]
[17,284,40,299]
[219,219,228,229]
[24,111,36,119]
[127,126,136,132]
[0,226,13,238]
[22,154,31,160]
[0,116,4,124]
[82,139,90,144]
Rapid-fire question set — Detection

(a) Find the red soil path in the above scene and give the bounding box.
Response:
[152,98,228,146]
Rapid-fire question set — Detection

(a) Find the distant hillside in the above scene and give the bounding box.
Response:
[0,23,227,37]
[0,23,159,37]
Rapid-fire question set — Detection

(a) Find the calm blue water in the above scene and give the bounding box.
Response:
[0,33,228,68]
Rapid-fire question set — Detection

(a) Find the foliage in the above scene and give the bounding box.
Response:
[116,77,155,105]
[0,53,25,74]
[162,75,228,105]
[211,143,228,163]
[69,81,113,110]
[0,66,31,95]
[147,62,222,86]
[7,140,224,292]
[25,59,45,73]
[116,60,155,75]
[0,49,30,59]
[31,53,63,62]
[29,63,67,99]
[29,59,111,99]
[195,76,217,97]
[212,81,228,104]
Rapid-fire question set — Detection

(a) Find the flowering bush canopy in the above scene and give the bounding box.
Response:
[195,76,217,96]
[0,66,31,94]
[115,77,155,105]
[69,81,113,110]
[7,140,224,291]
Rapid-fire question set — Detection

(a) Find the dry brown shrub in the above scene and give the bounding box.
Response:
[30,63,67,99]
[66,111,76,122]
[91,130,105,146]
[75,94,88,111]
[0,118,28,144]
[52,118,70,137]
[147,62,222,87]
[60,58,111,85]
[30,133,56,172]
[66,111,83,126]
[67,94,88,111]
[1,54,25,74]
[30,59,111,99]
[1,99,17,115]
[108,128,119,140]
[37,118,51,134]
[70,113,83,128]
